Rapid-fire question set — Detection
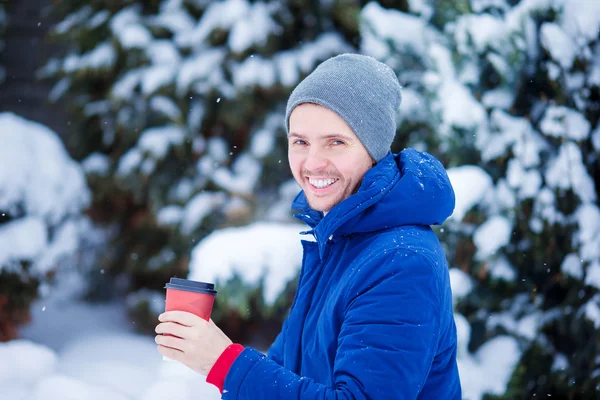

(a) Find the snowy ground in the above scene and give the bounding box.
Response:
[5,289,221,400]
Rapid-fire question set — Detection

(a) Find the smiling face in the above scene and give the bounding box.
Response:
[288,103,374,213]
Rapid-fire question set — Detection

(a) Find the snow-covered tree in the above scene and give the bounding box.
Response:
[362,0,600,397]
[0,113,91,340]
[42,0,363,341]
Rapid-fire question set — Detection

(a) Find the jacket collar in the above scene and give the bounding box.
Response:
[292,149,456,256]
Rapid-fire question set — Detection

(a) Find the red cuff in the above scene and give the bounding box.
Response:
[206,343,245,393]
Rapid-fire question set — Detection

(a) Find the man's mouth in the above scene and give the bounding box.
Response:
[308,178,339,189]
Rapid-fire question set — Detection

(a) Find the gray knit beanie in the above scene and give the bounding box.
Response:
[285,53,402,162]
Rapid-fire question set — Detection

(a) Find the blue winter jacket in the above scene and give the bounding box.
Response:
[222,149,462,399]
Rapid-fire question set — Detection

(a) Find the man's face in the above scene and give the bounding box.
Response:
[288,103,374,213]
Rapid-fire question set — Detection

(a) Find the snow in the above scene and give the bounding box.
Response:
[250,128,275,158]
[540,106,591,141]
[0,113,90,273]
[516,313,539,340]
[574,204,600,263]
[0,340,58,383]
[7,279,222,400]
[37,219,83,274]
[449,268,474,304]
[150,1,195,35]
[182,0,249,48]
[144,40,180,66]
[583,295,600,329]
[561,253,583,279]
[120,25,153,49]
[117,148,143,177]
[458,335,522,400]
[212,154,261,194]
[228,2,279,53]
[274,52,299,87]
[295,33,353,74]
[63,43,116,73]
[88,10,110,29]
[470,0,509,13]
[156,205,183,227]
[545,142,596,203]
[397,88,428,123]
[83,100,111,117]
[506,159,542,199]
[189,222,304,304]
[112,69,143,100]
[490,256,517,281]
[232,56,276,88]
[454,14,507,54]
[482,88,514,110]
[82,153,111,176]
[559,0,600,43]
[453,313,470,357]
[54,6,92,35]
[552,353,568,371]
[531,187,565,229]
[484,110,546,169]
[473,216,512,260]
[141,65,177,95]
[109,7,152,49]
[179,192,226,235]
[176,49,225,96]
[585,263,600,291]
[149,96,182,121]
[207,137,229,163]
[446,165,494,221]
[265,179,301,222]
[138,126,186,159]
[407,0,434,20]
[439,80,488,136]
[0,218,46,268]
[540,22,576,69]
[361,3,429,60]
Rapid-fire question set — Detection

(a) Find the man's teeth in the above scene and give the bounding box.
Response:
[309,178,337,188]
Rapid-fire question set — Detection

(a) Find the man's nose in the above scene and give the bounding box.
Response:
[304,147,328,172]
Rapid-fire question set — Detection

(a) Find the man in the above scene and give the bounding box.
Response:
[155,53,462,399]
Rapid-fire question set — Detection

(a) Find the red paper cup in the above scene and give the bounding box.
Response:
[164,278,217,321]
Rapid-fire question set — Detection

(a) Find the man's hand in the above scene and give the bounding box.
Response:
[155,311,233,375]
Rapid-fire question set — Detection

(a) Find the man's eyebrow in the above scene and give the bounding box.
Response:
[288,132,354,141]
[320,133,354,141]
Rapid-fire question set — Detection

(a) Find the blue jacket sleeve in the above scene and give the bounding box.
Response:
[221,250,441,399]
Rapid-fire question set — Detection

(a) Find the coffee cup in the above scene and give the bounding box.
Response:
[164,277,217,321]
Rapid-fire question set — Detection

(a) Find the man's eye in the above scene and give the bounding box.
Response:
[331,140,345,146]
[293,140,306,145]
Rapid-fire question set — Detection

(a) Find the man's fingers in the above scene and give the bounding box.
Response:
[159,311,203,327]
[155,322,192,339]
[155,333,187,352]
[157,344,184,361]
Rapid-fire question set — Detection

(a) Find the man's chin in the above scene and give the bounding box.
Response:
[306,196,335,214]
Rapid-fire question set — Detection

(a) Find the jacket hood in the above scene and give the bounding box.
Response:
[292,149,455,243]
